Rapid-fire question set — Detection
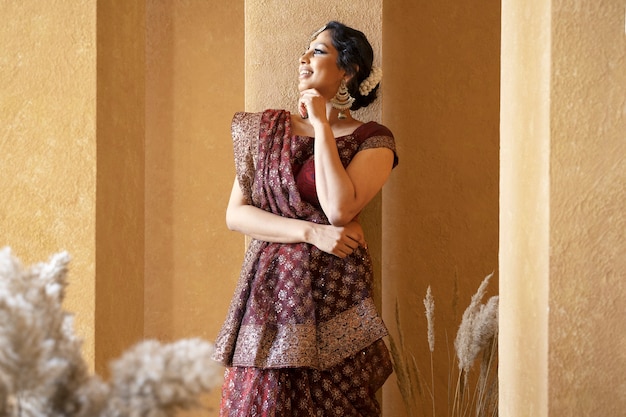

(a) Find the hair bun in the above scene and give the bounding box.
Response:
[359,67,383,96]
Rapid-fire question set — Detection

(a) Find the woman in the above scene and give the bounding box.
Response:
[212,21,398,416]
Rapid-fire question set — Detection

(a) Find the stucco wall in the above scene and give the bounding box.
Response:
[549,1,626,415]
[5,1,623,417]
[499,0,550,414]
[500,0,626,416]
[95,0,146,376]
[0,1,97,366]
[143,0,244,350]
[383,1,501,415]
[144,1,245,413]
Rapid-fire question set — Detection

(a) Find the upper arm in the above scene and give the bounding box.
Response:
[226,178,247,228]
[344,146,396,214]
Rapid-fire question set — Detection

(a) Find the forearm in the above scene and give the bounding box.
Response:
[312,121,358,224]
[226,203,316,244]
[227,202,367,258]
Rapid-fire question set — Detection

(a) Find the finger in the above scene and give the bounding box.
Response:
[345,234,362,248]
[346,236,366,251]
[299,101,308,119]
[342,242,356,256]
[345,239,358,250]
[333,243,351,258]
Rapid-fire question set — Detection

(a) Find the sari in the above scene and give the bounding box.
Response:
[212,109,398,416]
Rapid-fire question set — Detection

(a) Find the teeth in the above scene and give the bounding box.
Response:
[300,70,312,75]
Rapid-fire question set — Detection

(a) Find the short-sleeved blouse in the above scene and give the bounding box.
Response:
[294,121,398,207]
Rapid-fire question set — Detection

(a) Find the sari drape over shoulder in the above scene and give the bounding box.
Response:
[212,109,398,372]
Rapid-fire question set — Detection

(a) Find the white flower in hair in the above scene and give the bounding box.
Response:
[359,67,383,96]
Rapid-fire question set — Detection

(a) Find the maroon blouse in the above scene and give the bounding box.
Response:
[294,122,398,207]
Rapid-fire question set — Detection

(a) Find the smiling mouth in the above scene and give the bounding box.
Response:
[299,70,313,78]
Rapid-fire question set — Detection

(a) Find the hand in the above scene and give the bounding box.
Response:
[309,220,366,258]
[298,89,328,123]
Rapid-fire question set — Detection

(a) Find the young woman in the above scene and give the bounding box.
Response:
[212,21,398,416]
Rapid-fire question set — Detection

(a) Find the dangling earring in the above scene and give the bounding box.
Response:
[330,79,355,120]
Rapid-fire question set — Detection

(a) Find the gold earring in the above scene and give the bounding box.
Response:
[330,79,355,119]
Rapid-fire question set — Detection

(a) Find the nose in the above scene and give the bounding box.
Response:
[300,49,311,64]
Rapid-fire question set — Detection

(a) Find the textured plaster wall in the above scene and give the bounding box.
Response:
[500,0,550,414]
[549,1,626,415]
[4,2,623,416]
[500,1,626,416]
[95,0,146,376]
[0,2,97,365]
[144,1,244,414]
[383,1,501,416]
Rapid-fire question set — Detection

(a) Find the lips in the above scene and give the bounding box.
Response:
[299,67,313,78]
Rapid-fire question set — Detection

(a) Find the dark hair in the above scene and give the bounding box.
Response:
[321,21,379,110]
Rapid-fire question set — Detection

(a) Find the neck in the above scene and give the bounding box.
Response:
[326,102,352,124]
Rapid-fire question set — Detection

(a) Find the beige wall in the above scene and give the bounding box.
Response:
[95,0,146,376]
[144,2,244,413]
[0,0,243,408]
[383,1,501,415]
[0,1,97,366]
[4,1,624,417]
[549,0,625,415]
[501,0,626,416]
[500,0,550,414]
[143,0,244,351]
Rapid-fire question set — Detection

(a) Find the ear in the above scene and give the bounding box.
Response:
[344,65,359,83]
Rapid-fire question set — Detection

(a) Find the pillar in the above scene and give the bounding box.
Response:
[500,0,626,416]
[95,0,146,376]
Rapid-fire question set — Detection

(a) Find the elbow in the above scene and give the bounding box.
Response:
[225,218,237,232]
[325,208,357,227]
[225,216,236,232]
[322,194,361,226]
[225,207,240,232]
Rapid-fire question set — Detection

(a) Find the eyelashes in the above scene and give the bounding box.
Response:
[301,46,327,57]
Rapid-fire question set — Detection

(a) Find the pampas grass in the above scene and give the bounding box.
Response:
[390,273,499,417]
[423,286,436,417]
[0,247,223,417]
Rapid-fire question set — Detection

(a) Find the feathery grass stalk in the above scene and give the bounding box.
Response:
[423,286,436,417]
[390,300,419,417]
[392,273,498,417]
[0,248,223,417]
[475,336,498,416]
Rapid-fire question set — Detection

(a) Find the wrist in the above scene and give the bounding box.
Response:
[302,222,318,245]
[310,119,330,132]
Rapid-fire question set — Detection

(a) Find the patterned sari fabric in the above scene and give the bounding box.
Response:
[213,109,398,416]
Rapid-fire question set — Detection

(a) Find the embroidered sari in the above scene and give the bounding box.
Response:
[213,109,398,416]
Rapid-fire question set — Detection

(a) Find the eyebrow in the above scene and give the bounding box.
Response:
[310,42,329,49]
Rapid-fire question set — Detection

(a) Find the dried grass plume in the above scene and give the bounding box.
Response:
[454,273,499,378]
[423,286,435,353]
[0,247,223,417]
[390,273,499,417]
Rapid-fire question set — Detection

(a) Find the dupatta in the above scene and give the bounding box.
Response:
[212,109,389,370]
